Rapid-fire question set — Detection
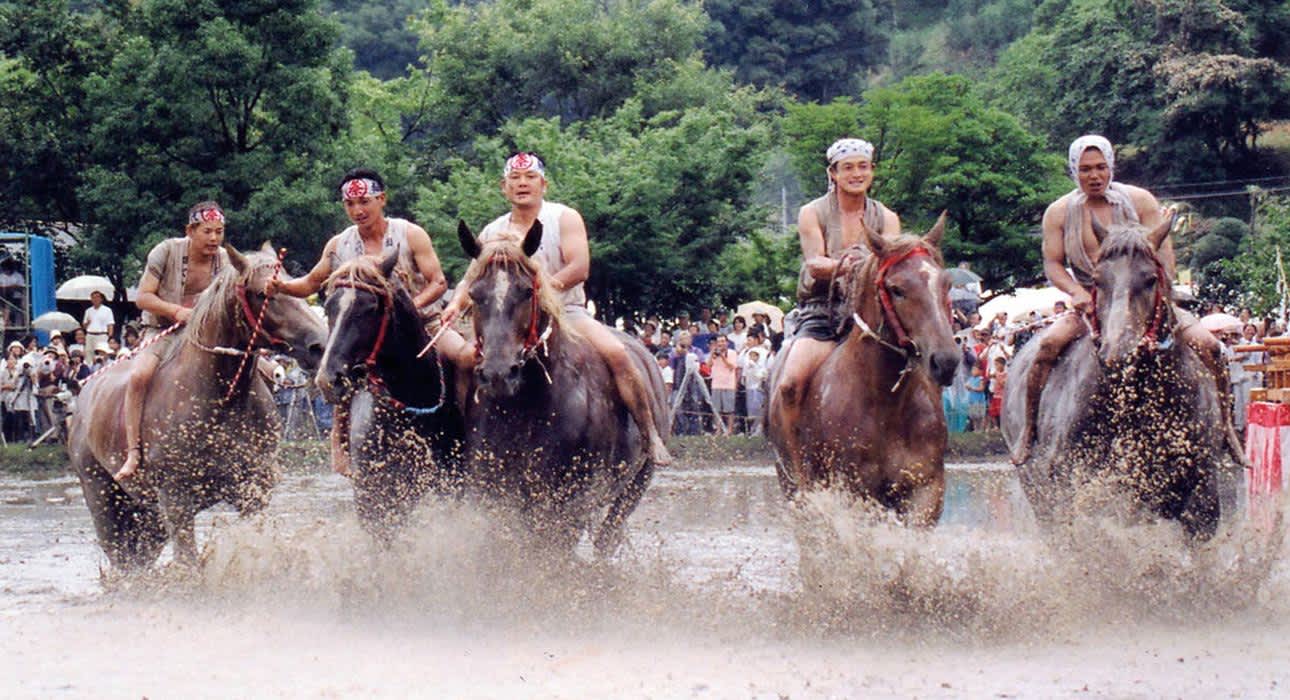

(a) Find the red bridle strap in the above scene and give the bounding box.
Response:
[874,246,935,350]
[1085,256,1171,351]
[329,278,394,368]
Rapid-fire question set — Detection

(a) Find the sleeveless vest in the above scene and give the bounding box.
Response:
[478,201,587,309]
[328,217,428,295]
[1062,182,1139,288]
[795,193,889,304]
[140,237,229,329]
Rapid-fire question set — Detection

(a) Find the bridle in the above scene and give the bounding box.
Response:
[1085,252,1174,353]
[848,245,949,393]
[327,277,446,416]
[472,255,554,384]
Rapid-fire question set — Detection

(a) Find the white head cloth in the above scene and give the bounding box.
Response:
[1067,134,1115,182]
[504,152,546,178]
[826,138,874,192]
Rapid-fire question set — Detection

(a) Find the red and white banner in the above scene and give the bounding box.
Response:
[1246,401,1289,522]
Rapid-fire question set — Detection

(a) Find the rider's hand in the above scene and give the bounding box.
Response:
[441,299,465,326]
[174,306,194,324]
[264,277,283,296]
[1070,288,1093,315]
[805,256,837,281]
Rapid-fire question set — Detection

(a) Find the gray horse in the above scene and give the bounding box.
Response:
[456,220,668,555]
[68,246,327,570]
[1002,217,1222,539]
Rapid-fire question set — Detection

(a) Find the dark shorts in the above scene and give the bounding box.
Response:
[790,302,842,342]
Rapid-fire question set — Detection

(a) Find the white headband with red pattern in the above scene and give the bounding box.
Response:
[188,207,225,225]
[340,178,385,200]
[504,153,545,177]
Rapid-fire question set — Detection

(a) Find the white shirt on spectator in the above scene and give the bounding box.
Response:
[83,305,115,333]
[738,345,772,390]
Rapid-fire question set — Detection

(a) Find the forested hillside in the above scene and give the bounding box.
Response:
[3,0,1289,315]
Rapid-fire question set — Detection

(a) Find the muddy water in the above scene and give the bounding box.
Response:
[2,460,1287,698]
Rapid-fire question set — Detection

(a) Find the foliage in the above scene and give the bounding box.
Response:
[1212,194,1290,314]
[324,0,426,79]
[702,0,892,101]
[416,92,775,319]
[1191,233,1238,269]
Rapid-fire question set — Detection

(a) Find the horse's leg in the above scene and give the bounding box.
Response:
[1178,458,1221,542]
[593,459,654,558]
[901,474,946,528]
[73,451,168,571]
[157,488,199,567]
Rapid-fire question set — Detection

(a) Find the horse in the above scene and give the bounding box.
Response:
[456,219,666,556]
[67,245,328,571]
[315,250,466,540]
[767,215,960,526]
[1001,216,1222,540]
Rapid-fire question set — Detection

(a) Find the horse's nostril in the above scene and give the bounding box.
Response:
[508,364,522,378]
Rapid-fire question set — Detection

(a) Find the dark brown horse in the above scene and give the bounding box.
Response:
[1002,217,1222,539]
[315,251,465,541]
[768,216,959,525]
[68,245,327,570]
[456,220,667,555]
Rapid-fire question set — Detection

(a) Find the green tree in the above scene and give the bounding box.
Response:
[325,0,427,79]
[703,0,892,101]
[1212,194,1290,314]
[74,0,352,291]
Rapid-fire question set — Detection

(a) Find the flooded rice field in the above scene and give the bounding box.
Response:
[2,456,1288,698]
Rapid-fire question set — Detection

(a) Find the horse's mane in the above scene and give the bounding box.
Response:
[1097,224,1159,263]
[327,255,401,298]
[843,233,945,309]
[458,234,569,330]
[183,250,280,350]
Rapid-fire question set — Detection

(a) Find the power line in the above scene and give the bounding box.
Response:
[1163,184,1290,201]
[1150,174,1290,192]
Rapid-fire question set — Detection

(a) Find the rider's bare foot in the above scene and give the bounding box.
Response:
[331,442,352,478]
[113,448,141,482]
[649,432,674,467]
[1010,428,1033,465]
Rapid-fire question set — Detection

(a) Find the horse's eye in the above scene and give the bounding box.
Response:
[888,285,904,299]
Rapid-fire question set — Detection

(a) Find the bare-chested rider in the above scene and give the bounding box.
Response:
[440,152,673,466]
[115,201,230,481]
[770,138,901,472]
[1015,134,1244,464]
[268,168,471,476]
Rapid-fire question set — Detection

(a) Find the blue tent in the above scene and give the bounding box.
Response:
[0,233,56,343]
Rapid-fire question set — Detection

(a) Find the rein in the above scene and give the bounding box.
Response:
[222,250,286,401]
[329,277,446,416]
[472,254,554,385]
[851,245,943,392]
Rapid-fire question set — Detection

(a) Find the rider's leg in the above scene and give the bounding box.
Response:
[768,337,834,474]
[330,404,351,477]
[1182,323,1249,465]
[114,353,160,481]
[571,314,673,466]
[1014,314,1085,464]
[435,325,474,412]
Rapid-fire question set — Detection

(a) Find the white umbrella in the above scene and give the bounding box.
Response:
[56,275,115,301]
[736,300,785,332]
[1200,312,1242,334]
[32,311,81,333]
[976,287,1071,328]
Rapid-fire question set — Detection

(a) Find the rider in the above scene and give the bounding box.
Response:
[268,168,469,476]
[441,152,674,466]
[1014,134,1244,464]
[770,138,901,472]
[115,201,230,481]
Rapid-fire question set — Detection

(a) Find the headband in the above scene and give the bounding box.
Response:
[340,177,384,200]
[188,206,225,225]
[827,138,874,166]
[504,152,546,177]
[1067,135,1115,181]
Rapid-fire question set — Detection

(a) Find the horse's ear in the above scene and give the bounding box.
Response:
[521,220,543,258]
[260,241,275,254]
[379,247,399,277]
[1089,210,1109,242]
[1147,209,1176,250]
[225,244,248,274]
[924,211,949,248]
[458,219,482,259]
[862,219,887,257]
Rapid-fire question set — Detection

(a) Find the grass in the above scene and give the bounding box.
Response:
[0,444,70,478]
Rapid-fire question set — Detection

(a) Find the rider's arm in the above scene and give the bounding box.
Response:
[136,246,186,323]
[883,208,902,235]
[405,224,449,308]
[273,237,337,298]
[798,205,835,281]
[1041,199,1087,299]
[550,208,591,293]
[1132,187,1178,279]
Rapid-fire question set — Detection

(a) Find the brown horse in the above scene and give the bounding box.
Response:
[68,245,327,570]
[1002,217,1223,539]
[456,220,667,555]
[768,216,960,525]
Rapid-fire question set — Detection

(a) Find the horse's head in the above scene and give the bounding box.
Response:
[457,218,555,398]
[1090,215,1175,366]
[851,213,959,386]
[316,250,407,403]
[225,244,327,369]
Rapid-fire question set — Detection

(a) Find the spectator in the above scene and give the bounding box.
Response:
[658,329,673,350]
[656,350,673,395]
[89,346,113,373]
[966,363,988,432]
[1053,300,1068,315]
[727,315,748,351]
[108,336,123,357]
[123,325,141,351]
[5,352,36,441]
[708,335,737,434]
[738,329,773,435]
[716,309,732,335]
[1,353,19,442]
[669,331,703,436]
[988,356,1007,430]
[639,320,659,352]
[82,290,115,356]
